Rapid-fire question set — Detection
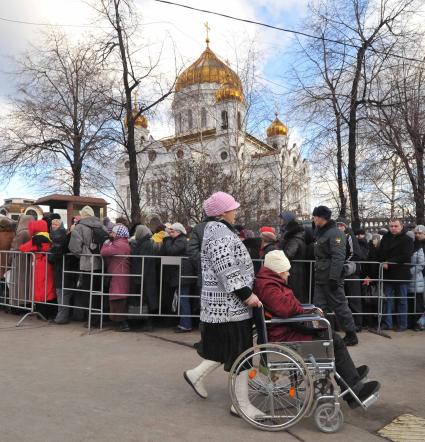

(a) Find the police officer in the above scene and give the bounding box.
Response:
[312,206,358,346]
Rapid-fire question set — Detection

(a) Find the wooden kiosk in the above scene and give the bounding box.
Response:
[34,194,109,228]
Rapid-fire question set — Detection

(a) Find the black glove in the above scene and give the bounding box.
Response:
[329,279,339,292]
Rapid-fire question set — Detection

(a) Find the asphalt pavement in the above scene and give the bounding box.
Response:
[0,311,424,442]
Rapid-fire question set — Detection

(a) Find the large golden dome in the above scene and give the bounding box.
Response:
[175,45,243,95]
[267,114,288,137]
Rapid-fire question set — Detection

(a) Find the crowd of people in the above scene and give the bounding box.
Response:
[0,200,425,339]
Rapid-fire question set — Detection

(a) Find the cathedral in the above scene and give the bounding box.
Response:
[116,32,310,226]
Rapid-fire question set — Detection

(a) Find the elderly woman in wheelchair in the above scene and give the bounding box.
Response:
[228,250,380,432]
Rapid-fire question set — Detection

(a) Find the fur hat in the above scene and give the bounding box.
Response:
[312,206,332,220]
[203,192,240,217]
[260,226,277,242]
[264,250,291,274]
[80,206,94,219]
[170,222,187,235]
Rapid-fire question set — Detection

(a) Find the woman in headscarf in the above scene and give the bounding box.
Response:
[0,217,15,305]
[183,192,263,419]
[19,219,56,317]
[100,224,131,332]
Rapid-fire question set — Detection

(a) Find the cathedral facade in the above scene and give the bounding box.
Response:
[116,39,310,226]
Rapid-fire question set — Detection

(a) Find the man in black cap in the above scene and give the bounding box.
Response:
[312,206,358,346]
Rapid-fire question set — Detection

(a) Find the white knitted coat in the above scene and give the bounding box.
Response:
[200,221,254,323]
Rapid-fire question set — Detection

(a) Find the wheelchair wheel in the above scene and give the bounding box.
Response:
[229,343,314,431]
[314,402,343,433]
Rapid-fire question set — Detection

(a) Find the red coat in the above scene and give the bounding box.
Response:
[19,220,56,302]
[254,267,312,343]
[100,238,130,300]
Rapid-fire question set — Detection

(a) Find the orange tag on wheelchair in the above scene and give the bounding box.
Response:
[248,369,257,379]
[289,387,296,398]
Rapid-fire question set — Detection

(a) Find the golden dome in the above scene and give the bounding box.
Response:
[215,83,245,103]
[267,114,288,137]
[175,46,243,95]
[124,107,148,129]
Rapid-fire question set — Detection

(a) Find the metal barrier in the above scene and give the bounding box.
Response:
[1,250,423,333]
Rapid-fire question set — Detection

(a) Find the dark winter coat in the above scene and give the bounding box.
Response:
[161,234,195,288]
[280,221,309,303]
[48,227,68,290]
[243,237,262,274]
[314,220,346,284]
[260,242,277,257]
[187,217,216,285]
[378,230,414,281]
[131,235,159,312]
[254,267,312,343]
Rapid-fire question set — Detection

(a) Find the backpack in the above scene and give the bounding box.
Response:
[88,226,109,254]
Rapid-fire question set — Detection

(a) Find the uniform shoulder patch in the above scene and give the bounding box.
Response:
[335,237,341,244]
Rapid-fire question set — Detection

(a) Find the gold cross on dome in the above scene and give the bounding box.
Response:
[204,21,211,46]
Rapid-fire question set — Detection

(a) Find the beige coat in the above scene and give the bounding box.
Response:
[9,215,33,306]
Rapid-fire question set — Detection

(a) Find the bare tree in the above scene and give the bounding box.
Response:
[368,48,425,223]
[0,31,113,195]
[290,0,417,227]
[92,0,177,224]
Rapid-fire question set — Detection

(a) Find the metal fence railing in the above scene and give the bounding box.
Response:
[1,250,424,333]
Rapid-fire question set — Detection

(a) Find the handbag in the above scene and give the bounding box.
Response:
[343,261,357,277]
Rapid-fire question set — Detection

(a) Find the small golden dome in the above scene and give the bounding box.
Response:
[175,46,243,95]
[215,83,245,103]
[124,107,148,129]
[267,114,288,137]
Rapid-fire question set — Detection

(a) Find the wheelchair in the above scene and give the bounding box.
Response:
[228,306,379,432]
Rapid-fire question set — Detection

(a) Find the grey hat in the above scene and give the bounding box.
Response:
[135,224,152,240]
[170,222,187,235]
[414,225,425,234]
[279,211,296,225]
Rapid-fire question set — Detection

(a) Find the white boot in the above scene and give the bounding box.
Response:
[234,370,265,420]
[184,360,221,399]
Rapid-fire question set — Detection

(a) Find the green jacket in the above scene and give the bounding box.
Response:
[314,220,346,284]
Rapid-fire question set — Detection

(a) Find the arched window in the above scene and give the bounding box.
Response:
[188,110,193,130]
[221,110,228,129]
[237,112,242,130]
[201,108,207,128]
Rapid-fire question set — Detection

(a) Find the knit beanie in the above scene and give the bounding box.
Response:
[279,211,296,225]
[170,222,187,235]
[112,224,129,238]
[135,224,152,240]
[203,192,240,217]
[264,250,291,273]
[312,206,332,220]
[260,226,277,242]
[80,205,95,218]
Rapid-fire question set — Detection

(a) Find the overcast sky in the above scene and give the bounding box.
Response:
[0,0,309,204]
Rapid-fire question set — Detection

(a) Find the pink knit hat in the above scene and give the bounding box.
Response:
[203,192,240,216]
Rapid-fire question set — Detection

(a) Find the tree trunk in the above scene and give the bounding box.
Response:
[347,47,366,231]
[335,114,346,218]
[415,142,425,224]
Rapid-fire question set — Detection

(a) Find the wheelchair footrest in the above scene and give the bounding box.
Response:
[362,392,380,409]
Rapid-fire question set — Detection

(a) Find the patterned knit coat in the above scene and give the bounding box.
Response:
[200,221,254,323]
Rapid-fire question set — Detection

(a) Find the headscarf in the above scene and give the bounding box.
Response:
[112,224,129,238]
